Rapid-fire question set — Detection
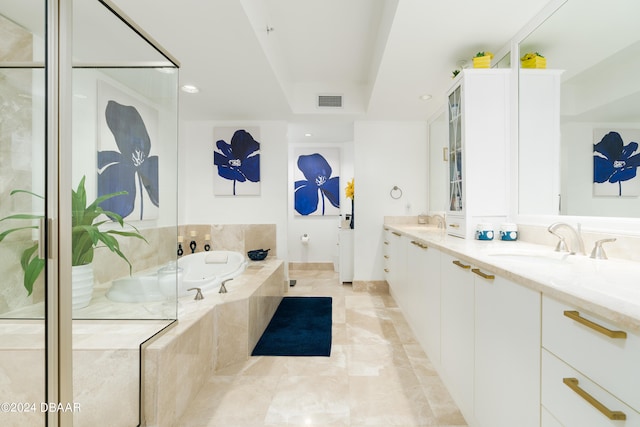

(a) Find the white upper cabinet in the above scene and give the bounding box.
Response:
[446,69,510,239]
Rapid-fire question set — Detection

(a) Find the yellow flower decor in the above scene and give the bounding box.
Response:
[345,178,354,199]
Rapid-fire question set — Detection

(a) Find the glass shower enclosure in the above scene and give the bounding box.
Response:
[0,1,179,425]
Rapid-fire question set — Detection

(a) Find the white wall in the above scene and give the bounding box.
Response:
[179,120,289,259]
[178,119,428,279]
[353,121,428,281]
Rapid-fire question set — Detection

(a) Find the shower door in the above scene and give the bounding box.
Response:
[0,1,48,426]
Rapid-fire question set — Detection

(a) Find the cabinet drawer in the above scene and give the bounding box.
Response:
[542,296,640,410]
[542,350,640,427]
[446,215,465,238]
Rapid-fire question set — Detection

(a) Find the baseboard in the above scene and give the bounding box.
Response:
[353,280,389,294]
[288,262,334,271]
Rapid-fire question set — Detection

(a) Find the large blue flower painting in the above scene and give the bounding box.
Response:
[213,128,260,196]
[594,131,640,197]
[97,100,159,220]
[294,151,340,216]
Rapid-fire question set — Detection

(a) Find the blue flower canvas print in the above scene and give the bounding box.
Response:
[97,82,159,221]
[213,127,260,196]
[293,148,340,216]
[593,130,640,197]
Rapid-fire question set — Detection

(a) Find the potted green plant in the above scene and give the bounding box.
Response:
[0,176,147,305]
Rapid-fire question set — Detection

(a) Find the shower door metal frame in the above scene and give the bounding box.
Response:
[46,0,73,425]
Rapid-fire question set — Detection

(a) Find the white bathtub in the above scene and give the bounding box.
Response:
[106,251,247,303]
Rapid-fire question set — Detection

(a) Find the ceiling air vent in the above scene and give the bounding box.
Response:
[317,95,343,108]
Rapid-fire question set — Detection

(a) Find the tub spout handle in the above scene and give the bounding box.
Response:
[187,287,204,300]
[220,278,233,294]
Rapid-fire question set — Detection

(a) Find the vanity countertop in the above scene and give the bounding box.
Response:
[385,223,640,333]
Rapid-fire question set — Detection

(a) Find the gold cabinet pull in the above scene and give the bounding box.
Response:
[452,260,470,269]
[563,378,626,420]
[384,241,389,245]
[449,223,460,228]
[410,240,428,249]
[384,255,389,259]
[563,311,627,339]
[384,268,389,273]
[472,268,494,280]
[392,231,401,236]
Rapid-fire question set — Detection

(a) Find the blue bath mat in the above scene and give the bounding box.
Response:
[252,296,332,357]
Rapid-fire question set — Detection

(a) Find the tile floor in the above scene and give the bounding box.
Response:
[176,269,467,427]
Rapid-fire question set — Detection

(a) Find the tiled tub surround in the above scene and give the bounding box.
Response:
[0,223,277,316]
[0,223,281,426]
[144,258,285,427]
[0,258,284,427]
[384,222,640,332]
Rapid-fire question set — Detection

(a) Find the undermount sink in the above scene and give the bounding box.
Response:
[487,249,573,265]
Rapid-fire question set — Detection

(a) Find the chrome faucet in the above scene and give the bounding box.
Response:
[219,278,233,294]
[187,287,204,300]
[430,214,446,229]
[547,222,586,255]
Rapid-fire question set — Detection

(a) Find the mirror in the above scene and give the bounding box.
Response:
[518,0,640,218]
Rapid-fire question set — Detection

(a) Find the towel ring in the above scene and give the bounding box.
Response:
[390,186,403,199]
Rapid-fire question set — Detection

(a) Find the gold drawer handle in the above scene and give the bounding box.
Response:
[449,224,460,228]
[392,231,401,236]
[384,255,389,259]
[563,378,626,420]
[410,240,428,249]
[563,311,627,339]
[452,260,470,269]
[384,268,389,273]
[384,241,389,245]
[472,268,494,280]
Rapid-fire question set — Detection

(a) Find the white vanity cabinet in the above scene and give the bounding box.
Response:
[440,253,475,418]
[384,229,407,298]
[541,296,640,426]
[440,251,541,427]
[446,69,510,239]
[405,237,441,366]
[474,270,541,427]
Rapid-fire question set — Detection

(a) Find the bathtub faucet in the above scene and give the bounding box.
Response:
[220,278,233,294]
[187,287,204,300]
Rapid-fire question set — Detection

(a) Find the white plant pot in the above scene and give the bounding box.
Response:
[72,264,94,309]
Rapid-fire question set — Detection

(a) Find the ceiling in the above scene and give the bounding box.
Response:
[109,0,551,125]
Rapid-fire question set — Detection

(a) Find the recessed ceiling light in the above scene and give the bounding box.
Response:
[419,94,432,101]
[304,133,312,137]
[181,84,199,94]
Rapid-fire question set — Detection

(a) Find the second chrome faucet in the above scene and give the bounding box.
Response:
[547,222,585,255]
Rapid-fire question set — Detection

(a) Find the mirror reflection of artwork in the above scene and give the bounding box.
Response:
[593,130,640,197]
[97,81,159,221]
[293,148,340,216]
[213,127,260,196]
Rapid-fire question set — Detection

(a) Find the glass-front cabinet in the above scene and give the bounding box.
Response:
[448,86,463,213]
[446,69,510,239]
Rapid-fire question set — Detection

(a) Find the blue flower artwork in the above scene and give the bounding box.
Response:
[593,130,640,197]
[294,149,340,216]
[213,128,260,196]
[97,99,159,220]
